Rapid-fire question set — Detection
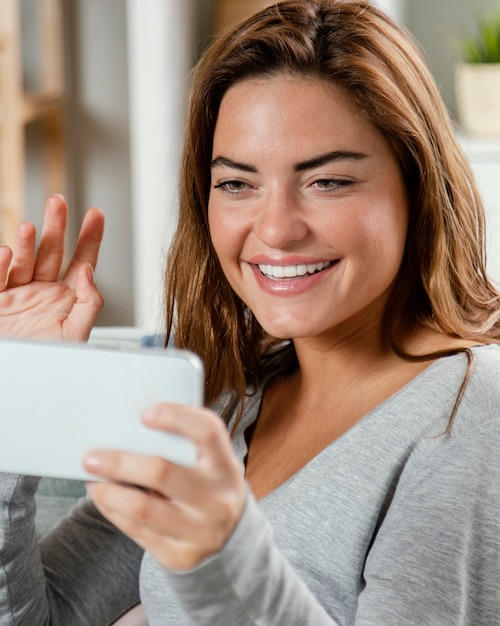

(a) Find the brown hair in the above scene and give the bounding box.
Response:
[164,0,500,415]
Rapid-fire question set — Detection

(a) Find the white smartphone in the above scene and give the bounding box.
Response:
[0,337,203,480]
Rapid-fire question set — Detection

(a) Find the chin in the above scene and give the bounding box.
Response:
[258,319,315,341]
[251,305,330,341]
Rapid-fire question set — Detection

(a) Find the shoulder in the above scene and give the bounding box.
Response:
[384,348,500,512]
[467,342,500,376]
[414,344,500,428]
[458,344,500,422]
[390,345,500,486]
[399,345,500,482]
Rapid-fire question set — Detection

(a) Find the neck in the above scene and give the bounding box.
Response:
[292,311,390,381]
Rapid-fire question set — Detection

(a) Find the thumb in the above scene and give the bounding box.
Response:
[63,263,104,341]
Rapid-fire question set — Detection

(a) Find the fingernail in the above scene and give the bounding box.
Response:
[84,452,103,470]
[142,409,154,425]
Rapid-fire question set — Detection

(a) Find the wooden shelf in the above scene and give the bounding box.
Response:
[213,0,272,32]
[0,0,66,245]
[22,93,64,124]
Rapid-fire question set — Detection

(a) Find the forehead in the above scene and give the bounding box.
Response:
[212,75,383,157]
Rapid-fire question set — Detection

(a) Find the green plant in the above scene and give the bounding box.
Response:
[460,11,500,63]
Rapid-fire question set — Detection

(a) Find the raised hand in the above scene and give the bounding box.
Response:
[0,195,105,342]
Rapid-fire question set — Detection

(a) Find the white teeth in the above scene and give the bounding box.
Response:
[258,261,331,279]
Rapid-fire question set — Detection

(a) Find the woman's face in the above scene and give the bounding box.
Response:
[208,75,409,343]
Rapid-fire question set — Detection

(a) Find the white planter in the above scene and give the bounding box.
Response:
[372,0,406,23]
[455,63,500,139]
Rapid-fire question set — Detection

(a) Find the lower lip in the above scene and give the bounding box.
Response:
[250,262,338,296]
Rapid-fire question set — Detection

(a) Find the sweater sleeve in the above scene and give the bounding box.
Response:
[165,493,338,625]
[0,473,143,625]
[355,418,500,625]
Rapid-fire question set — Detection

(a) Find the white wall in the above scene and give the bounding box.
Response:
[66,0,134,327]
[24,0,134,326]
[126,0,193,332]
[459,136,500,286]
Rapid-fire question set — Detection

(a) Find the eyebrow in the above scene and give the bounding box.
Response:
[210,156,257,173]
[294,150,368,172]
[210,150,368,173]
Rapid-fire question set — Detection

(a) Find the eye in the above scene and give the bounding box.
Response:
[311,178,354,191]
[213,180,252,194]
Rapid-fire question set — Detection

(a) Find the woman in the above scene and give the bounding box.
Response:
[1,1,500,624]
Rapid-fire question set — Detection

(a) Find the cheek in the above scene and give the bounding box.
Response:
[339,203,408,271]
[207,202,225,257]
[207,203,242,269]
[365,208,408,271]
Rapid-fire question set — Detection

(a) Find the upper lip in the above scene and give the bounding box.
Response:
[248,255,336,266]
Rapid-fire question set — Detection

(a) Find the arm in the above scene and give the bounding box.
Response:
[165,493,337,625]
[83,404,340,626]
[0,196,126,623]
[0,474,143,625]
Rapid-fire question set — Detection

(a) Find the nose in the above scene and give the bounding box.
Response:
[253,188,308,249]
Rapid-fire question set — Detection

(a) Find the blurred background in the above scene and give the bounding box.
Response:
[1,0,500,331]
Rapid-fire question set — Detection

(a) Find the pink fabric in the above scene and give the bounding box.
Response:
[112,604,148,625]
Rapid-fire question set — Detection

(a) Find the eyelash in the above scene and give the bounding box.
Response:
[213,180,251,194]
[311,178,354,191]
[212,177,354,195]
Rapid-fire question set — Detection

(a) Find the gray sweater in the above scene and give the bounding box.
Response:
[1,344,500,625]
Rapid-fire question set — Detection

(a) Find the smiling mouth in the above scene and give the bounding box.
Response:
[257,261,333,279]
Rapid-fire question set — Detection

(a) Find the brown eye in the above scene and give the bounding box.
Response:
[313,178,353,190]
[214,180,251,194]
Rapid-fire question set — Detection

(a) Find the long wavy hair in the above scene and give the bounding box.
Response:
[164,0,500,416]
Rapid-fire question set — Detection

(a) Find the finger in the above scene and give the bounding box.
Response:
[86,491,194,570]
[86,481,187,538]
[86,481,229,569]
[62,263,104,341]
[84,436,243,510]
[83,438,179,489]
[6,222,37,287]
[92,502,193,570]
[62,207,105,288]
[142,404,237,471]
[84,448,200,501]
[0,246,13,292]
[33,195,68,281]
[141,405,245,499]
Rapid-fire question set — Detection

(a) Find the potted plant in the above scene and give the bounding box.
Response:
[455,11,500,139]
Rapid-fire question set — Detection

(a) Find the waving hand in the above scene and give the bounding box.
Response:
[0,195,105,342]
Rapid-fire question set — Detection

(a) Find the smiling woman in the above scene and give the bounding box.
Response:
[208,76,408,341]
[1,1,500,625]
